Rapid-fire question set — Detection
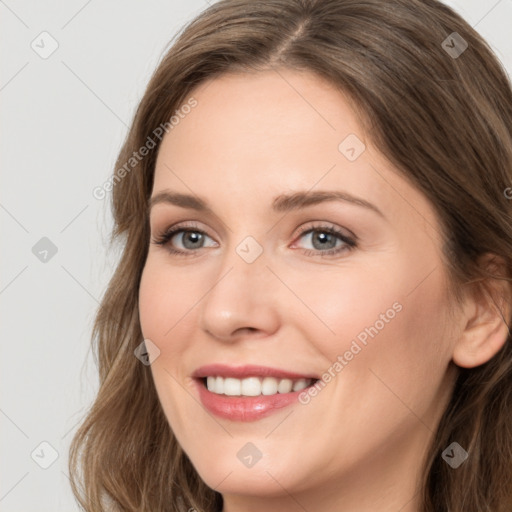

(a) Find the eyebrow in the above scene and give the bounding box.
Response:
[148,189,385,218]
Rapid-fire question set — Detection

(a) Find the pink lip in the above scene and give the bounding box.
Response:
[192,364,318,380]
[192,364,319,422]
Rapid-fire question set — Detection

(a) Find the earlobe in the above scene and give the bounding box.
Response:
[452,255,512,369]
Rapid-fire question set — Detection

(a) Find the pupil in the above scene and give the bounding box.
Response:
[184,232,203,248]
[313,232,335,250]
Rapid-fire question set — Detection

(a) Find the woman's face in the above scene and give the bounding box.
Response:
[139,69,462,510]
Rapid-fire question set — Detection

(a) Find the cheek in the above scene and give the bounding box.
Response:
[138,259,198,349]
[396,273,455,373]
[284,266,405,356]
[138,262,199,434]
[343,269,455,414]
[306,260,454,391]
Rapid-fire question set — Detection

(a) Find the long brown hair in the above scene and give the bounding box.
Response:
[69,1,512,510]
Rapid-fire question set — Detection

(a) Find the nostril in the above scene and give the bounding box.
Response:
[232,327,258,337]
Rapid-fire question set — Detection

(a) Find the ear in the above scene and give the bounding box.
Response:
[452,254,512,369]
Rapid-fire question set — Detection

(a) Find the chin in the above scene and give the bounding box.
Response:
[183,441,304,497]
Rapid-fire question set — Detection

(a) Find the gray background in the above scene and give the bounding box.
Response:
[1,1,511,510]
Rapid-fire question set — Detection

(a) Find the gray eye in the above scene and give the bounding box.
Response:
[308,231,338,250]
[171,230,216,251]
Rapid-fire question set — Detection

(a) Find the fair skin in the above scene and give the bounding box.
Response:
[138,68,509,512]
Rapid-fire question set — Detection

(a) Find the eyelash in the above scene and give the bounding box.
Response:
[151,221,357,258]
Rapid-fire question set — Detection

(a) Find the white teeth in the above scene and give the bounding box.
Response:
[204,376,315,396]
[292,378,308,392]
[277,378,293,393]
[224,377,241,396]
[215,376,224,394]
[261,376,278,395]
[241,377,261,396]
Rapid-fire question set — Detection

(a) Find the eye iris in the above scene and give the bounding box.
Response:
[182,231,204,249]
[312,231,336,250]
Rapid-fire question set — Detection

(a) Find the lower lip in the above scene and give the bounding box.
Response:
[195,379,312,422]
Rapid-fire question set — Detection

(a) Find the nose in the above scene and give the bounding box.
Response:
[198,241,281,343]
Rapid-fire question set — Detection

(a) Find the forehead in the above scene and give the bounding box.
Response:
[158,69,362,164]
[152,69,438,235]
[155,70,365,193]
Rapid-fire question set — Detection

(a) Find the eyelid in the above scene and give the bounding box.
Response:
[155,220,211,238]
[152,220,217,245]
[292,221,356,242]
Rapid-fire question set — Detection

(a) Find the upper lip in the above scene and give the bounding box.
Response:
[192,364,319,380]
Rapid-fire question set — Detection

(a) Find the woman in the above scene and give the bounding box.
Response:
[69,0,512,510]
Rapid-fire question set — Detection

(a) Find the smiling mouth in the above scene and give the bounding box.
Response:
[201,376,319,396]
